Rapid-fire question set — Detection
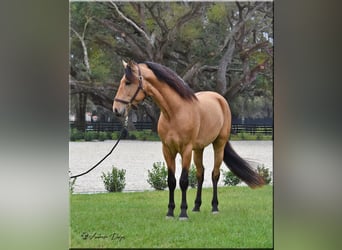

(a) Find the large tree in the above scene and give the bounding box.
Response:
[70,1,273,131]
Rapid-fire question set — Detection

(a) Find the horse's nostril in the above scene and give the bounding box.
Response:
[114,108,122,117]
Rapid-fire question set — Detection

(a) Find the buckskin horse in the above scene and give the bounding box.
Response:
[113,60,264,220]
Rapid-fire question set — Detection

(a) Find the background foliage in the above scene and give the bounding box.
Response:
[70,2,273,131]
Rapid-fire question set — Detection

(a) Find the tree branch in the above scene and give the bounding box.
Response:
[146,3,169,36]
[110,2,154,46]
[240,41,269,60]
[70,26,92,77]
[241,58,269,87]
[216,1,269,96]
[70,79,115,111]
[95,18,147,60]
[159,3,204,60]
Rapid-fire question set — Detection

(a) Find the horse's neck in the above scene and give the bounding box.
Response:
[147,81,185,120]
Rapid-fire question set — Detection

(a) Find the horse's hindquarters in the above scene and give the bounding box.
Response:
[194,92,231,146]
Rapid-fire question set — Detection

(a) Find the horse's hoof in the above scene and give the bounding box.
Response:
[192,207,200,212]
[166,210,174,218]
[179,216,189,221]
[212,211,219,215]
[165,215,174,220]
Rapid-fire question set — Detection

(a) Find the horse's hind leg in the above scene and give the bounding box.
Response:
[193,148,204,212]
[211,140,225,213]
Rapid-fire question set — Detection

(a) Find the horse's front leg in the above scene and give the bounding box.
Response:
[163,145,176,218]
[167,168,176,218]
[193,149,204,212]
[179,145,192,220]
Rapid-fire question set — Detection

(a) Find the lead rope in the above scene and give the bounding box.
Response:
[69,116,128,179]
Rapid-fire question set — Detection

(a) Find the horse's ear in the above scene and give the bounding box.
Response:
[122,60,128,68]
[128,60,136,68]
[125,60,137,73]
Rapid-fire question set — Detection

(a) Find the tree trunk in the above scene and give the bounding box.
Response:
[75,92,87,131]
[216,39,235,94]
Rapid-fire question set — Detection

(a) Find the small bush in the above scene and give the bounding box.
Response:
[257,165,272,184]
[222,170,241,186]
[101,166,126,192]
[106,131,112,139]
[188,164,197,188]
[111,132,119,140]
[70,128,84,141]
[84,131,98,141]
[256,133,263,140]
[128,133,137,140]
[239,131,247,140]
[147,162,168,190]
[98,131,107,141]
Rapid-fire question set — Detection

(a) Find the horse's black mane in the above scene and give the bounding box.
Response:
[143,61,197,101]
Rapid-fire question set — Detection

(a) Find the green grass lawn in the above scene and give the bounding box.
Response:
[70,186,273,248]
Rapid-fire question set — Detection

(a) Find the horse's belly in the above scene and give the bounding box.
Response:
[193,123,222,149]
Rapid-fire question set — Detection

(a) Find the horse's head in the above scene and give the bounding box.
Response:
[113,60,146,117]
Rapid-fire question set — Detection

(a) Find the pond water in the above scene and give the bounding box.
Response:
[69,140,273,193]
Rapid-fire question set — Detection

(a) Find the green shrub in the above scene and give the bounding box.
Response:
[188,164,197,188]
[111,132,119,140]
[257,165,272,184]
[101,166,126,192]
[256,133,263,140]
[239,131,247,140]
[70,128,84,141]
[84,131,98,141]
[128,133,137,140]
[98,131,107,141]
[147,162,168,190]
[222,170,241,186]
[106,131,112,139]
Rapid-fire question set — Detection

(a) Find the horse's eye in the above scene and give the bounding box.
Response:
[125,80,131,85]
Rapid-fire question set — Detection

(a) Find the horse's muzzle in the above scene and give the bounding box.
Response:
[113,106,126,117]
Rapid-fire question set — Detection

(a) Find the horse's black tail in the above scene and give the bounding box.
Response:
[223,142,265,188]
